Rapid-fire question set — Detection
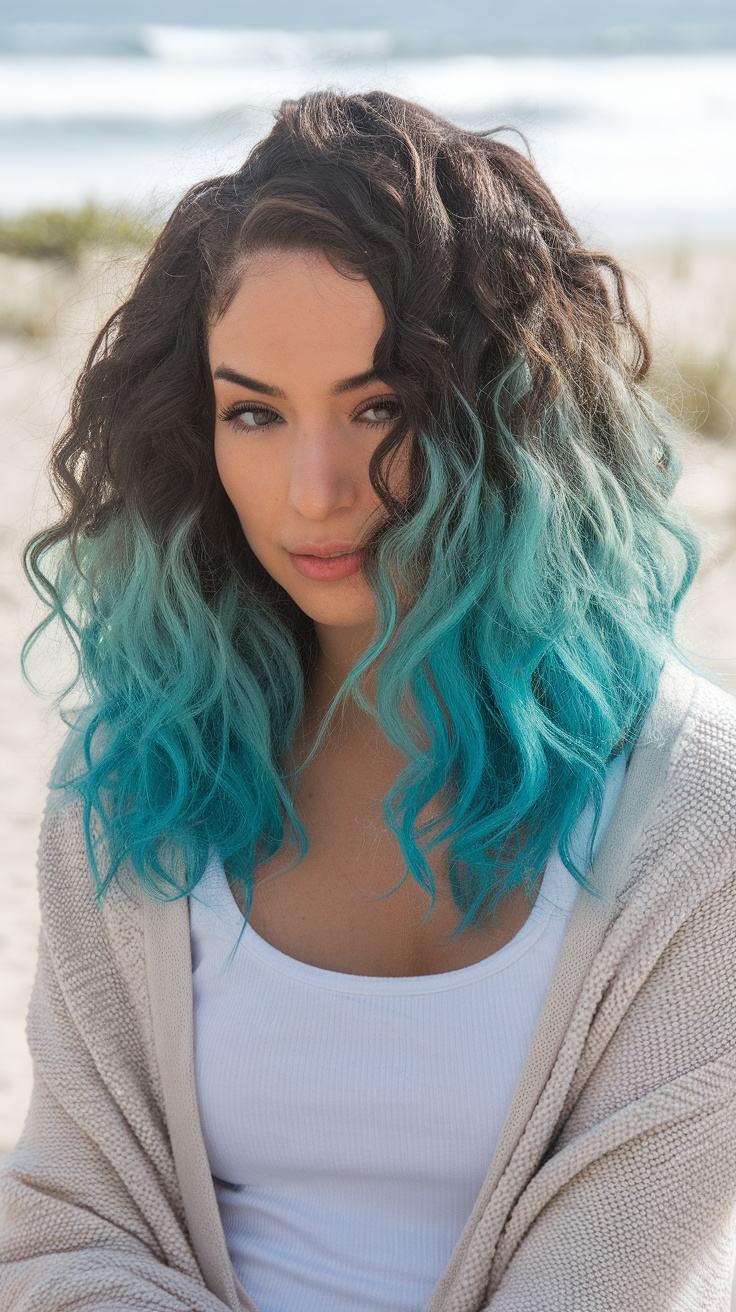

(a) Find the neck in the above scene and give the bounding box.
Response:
[311,619,378,702]
[299,620,384,749]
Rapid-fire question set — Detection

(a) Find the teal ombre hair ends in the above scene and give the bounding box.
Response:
[26,514,310,907]
[22,90,699,925]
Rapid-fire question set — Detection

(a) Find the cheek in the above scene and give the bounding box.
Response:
[215,436,270,537]
[214,430,235,492]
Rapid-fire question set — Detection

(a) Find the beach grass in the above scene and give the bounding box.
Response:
[0,201,157,264]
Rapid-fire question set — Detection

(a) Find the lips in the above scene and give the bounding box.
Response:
[288,540,357,557]
[288,542,364,581]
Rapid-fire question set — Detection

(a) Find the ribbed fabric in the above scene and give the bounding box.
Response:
[189,755,626,1312]
[1,664,736,1312]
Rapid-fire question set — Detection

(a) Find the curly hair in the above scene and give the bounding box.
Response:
[23,90,699,925]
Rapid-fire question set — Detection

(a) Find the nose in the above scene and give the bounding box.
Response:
[287,420,361,522]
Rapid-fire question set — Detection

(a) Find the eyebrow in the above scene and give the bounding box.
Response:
[212,366,382,398]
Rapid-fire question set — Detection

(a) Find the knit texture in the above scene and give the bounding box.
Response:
[1,663,735,1311]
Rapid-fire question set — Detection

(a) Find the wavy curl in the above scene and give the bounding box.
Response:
[23,90,699,924]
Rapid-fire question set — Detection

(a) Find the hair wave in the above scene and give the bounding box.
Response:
[23,90,699,926]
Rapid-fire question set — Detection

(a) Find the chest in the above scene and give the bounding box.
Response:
[234,729,536,977]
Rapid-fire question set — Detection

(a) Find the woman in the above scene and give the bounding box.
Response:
[1,89,735,1311]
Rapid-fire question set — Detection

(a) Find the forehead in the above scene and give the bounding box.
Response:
[208,250,384,370]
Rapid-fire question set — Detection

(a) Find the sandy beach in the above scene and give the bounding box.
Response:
[1,239,735,1172]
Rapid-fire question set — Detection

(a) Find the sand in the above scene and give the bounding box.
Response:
[0,247,734,1288]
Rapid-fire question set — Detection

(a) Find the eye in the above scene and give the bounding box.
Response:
[354,396,404,427]
[219,402,283,432]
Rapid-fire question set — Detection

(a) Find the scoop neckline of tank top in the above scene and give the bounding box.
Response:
[195,848,573,995]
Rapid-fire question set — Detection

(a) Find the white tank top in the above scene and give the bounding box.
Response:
[190,755,626,1312]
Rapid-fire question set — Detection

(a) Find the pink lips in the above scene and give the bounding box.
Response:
[287,540,364,582]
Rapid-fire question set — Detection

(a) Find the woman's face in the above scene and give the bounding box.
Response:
[209,249,408,640]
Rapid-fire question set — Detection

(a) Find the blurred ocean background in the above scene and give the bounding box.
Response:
[0,0,735,243]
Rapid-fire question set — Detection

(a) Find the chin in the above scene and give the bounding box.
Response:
[297,597,377,629]
[285,581,376,627]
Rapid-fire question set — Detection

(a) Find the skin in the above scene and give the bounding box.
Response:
[209,249,536,975]
[211,248,407,702]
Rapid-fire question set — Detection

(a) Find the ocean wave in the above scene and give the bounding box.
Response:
[0,48,733,131]
[1,21,735,63]
[0,25,396,63]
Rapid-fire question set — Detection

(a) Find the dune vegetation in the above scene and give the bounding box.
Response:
[0,201,157,265]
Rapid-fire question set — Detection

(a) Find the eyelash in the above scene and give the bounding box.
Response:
[218,395,404,433]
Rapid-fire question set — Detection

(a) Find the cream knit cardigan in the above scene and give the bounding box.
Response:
[1,661,736,1311]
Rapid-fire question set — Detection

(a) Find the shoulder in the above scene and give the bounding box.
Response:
[38,719,143,924]
[640,659,736,758]
[671,665,736,778]
[36,789,151,1027]
[661,666,736,849]
[634,661,736,818]
[38,787,139,916]
[616,663,736,923]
